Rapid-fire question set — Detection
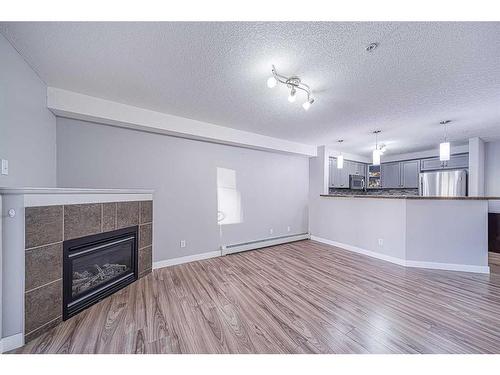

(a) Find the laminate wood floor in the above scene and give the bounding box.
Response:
[11,240,500,354]
[489,252,500,275]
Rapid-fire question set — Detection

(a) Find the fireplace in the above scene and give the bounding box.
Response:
[63,226,139,320]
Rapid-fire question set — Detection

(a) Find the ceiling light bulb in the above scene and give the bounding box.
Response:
[372,149,381,166]
[302,101,311,111]
[440,142,450,161]
[288,89,296,103]
[267,76,277,88]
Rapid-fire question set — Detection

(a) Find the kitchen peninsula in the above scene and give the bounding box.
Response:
[310,194,498,274]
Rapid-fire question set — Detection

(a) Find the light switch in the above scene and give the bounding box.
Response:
[1,159,8,175]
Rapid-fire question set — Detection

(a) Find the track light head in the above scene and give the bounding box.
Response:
[302,98,314,111]
[288,88,297,103]
[267,76,277,88]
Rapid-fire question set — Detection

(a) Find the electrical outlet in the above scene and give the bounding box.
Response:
[378,238,384,246]
[180,240,186,248]
[1,159,8,175]
[287,226,291,232]
[269,228,274,235]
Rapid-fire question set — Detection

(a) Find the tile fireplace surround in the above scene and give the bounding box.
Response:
[0,188,154,352]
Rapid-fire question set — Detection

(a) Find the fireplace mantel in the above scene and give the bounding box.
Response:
[0,187,154,352]
[0,187,154,207]
[0,187,154,194]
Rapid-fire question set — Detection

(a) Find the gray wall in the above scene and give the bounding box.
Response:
[1,33,56,344]
[485,140,500,196]
[485,140,500,213]
[56,118,309,263]
[0,34,56,188]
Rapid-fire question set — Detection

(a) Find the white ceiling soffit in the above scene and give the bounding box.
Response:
[2,22,500,156]
[47,87,317,156]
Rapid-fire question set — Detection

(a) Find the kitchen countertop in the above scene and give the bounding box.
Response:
[320,194,500,200]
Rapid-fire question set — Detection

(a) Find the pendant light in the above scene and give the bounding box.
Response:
[337,140,344,169]
[439,120,451,161]
[372,130,382,166]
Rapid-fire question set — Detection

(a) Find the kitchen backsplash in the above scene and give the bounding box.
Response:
[328,188,419,196]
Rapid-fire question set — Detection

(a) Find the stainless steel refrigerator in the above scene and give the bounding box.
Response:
[419,169,467,197]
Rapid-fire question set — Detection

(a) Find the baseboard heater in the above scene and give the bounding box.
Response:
[221,233,310,256]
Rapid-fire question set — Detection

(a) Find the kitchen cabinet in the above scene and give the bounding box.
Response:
[400,160,420,188]
[445,154,469,169]
[328,158,335,187]
[420,154,469,171]
[330,153,468,191]
[380,160,420,189]
[329,158,366,188]
[349,161,365,176]
[329,158,347,188]
[335,160,349,188]
[381,162,400,188]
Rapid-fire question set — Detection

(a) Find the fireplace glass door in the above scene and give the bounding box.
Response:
[63,226,138,320]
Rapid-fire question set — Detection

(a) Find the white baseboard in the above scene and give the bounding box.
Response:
[153,250,221,270]
[0,333,24,353]
[311,236,490,274]
[310,236,406,267]
[405,260,490,274]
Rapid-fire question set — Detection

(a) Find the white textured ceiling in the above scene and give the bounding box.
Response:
[2,22,500,156]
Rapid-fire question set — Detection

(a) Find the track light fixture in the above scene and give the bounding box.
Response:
[267,65,315,110]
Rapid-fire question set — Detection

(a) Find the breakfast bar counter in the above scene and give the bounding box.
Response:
[320,194,500,200]
[310,194,491,274]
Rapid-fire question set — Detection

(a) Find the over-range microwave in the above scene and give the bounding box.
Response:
[349,174,365,190]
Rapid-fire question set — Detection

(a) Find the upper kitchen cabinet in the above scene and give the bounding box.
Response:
[400,160,420,188]
[329,158,366,188]
[380,160,420,189]
[349,160,366,177]
[420,154,469,171]
[329,158,347,188]
[328,157,335,187]
[381,162,400,188]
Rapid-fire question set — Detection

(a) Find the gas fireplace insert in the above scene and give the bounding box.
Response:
[63,226,138,320]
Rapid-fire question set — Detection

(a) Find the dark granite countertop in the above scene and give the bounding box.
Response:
[320,194,500,200]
